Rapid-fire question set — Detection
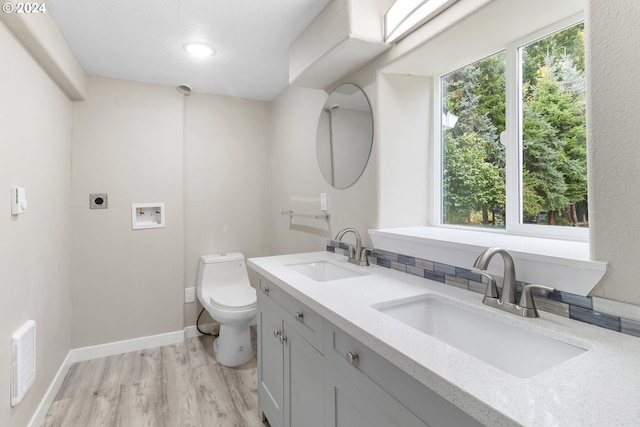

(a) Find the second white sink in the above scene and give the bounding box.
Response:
[373,294,587,378]
[286,261,370,282]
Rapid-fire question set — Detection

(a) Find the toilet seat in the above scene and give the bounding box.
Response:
[210,285,257,311]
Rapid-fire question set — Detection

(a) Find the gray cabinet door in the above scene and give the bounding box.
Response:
[258,301,284,427]
[325,358,429,427]
[284,325,325,427]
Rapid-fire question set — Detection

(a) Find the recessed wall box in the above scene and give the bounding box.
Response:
[132,203,165,230]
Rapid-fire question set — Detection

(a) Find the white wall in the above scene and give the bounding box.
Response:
[183,93,271,325]
[587,0,640,303]
[0,21,72,427]
[377,73,432,228]
[71,76,184,348]
[70,79,274,341]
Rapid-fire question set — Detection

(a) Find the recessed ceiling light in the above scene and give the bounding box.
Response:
[184,42,215,58]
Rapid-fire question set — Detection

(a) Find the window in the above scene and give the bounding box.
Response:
[385,0,460,43]
[437,20,587,239]
[441,51,506,227]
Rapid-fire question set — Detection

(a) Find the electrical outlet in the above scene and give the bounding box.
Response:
[89,193,108,209]
[184,287,195,303]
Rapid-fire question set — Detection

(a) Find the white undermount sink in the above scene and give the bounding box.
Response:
[373,294,587,378]
[286,261,370,282]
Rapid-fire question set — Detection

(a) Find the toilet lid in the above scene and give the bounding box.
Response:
[210,285,257,310]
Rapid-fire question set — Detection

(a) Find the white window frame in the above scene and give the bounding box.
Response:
[432,12,587,241]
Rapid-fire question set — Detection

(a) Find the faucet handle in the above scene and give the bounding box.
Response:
[519,284,555,317]
[339,243,355,259]
[359,247,371,266]
[473,270,499,299]
[347,244,357,259]
[481,272,499,299]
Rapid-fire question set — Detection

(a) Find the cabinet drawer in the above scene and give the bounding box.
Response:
[325,322,482,427]
[259,278,323,352]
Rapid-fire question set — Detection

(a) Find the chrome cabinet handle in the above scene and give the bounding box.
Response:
[262,286,270,295]
[294,311,304,322]
[346,351,359,366]
[273,329,287,344]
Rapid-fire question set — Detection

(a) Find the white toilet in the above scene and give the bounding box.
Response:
[196,252,257,367]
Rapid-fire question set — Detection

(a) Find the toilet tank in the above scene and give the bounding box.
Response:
[197,253,250,290]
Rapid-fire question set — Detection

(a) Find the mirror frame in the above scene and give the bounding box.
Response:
[315,83,374,189]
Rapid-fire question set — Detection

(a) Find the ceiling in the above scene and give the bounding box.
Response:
[47,0,330,101]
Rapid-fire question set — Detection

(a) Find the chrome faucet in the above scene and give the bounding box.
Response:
[473,247,553,318]
[335,228,369,266]
[474,247,518,304]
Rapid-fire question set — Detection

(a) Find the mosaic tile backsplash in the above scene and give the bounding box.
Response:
[327,240,640,339]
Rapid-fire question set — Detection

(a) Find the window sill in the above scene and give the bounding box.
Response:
[368,227,606,296]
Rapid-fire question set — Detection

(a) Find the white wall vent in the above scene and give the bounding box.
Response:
[11,320,36,407]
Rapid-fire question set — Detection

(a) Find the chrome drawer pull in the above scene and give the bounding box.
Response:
[279,334,288,344]
[273,329,281,338]
[346,351,359,366]
[294,311,304,322]
[262,286,270,295]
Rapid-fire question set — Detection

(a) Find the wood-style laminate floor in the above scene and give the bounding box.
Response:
[43,328,268,427]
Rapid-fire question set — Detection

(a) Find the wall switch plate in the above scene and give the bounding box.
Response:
[11,187,27,215]
[320,192,328,211]
[90,193,108,209]
[185,287,195,303]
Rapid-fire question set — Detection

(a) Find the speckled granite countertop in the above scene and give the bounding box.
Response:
[248,251,640,427]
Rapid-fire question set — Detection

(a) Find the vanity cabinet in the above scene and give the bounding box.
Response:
[256,275,482,427]
[257,278,325,427]
[324,322,482,427]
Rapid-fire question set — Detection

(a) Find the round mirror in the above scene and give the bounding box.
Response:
[316,84,373,189]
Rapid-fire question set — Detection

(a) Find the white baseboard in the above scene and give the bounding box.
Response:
[27,351,74,427]
[184,323,215,339]
[70,330,185,363]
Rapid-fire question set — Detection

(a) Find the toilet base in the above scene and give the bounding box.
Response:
[213,322,253,367]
